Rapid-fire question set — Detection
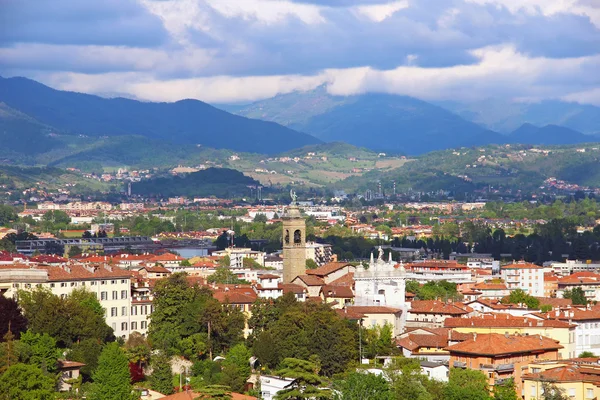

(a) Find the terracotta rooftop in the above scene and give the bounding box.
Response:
[501,262,541,270]
[444,314,575,328]
[280,283,306,294]
[293,275,325,286]
[472,281,508,291]
[445,333,563,356]
[148,253,185,262]
[320,285,354,298]
[35,264,133,281]
[523,365,600,384]
[345,305,403,314]
[409,300,471,315]
[213,288,257,304]
[328,272,354,287]
[306,262,353,277]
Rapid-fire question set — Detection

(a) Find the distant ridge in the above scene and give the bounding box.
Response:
[0,76,321,154]
[509,123,591,145]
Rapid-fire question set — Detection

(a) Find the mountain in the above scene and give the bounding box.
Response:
[509,124,591,145]
[221,87,504,155]
[132,167,259,198]
[438,99,600,134]
[0,103,61,156]
[0,76,320,154]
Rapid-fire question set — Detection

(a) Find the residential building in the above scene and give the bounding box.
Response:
[212,285,258,338]
[406,300,471,328]
[305,242,333,266]
[466,298,535,317]
[522,360,600,400]
[470,281,510,299]
[396,327,473,362]
[501,262,544,297]
[446,333,562,394]
[557,272,600,302]
[444,313,577,359]
[552,260,600,276]
[57,360,85,392]
[405,260,472,284]
[544,273,559,297]
[259,375,295,400]
[343,305,404,336]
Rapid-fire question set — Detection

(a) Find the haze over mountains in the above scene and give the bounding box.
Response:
[0,77,599,165]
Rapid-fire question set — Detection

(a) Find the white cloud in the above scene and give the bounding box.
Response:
[205,0,326,25]
[353,1,409,22]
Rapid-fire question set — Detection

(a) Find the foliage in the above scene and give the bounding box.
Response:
[493,378,518,400]
[406,280,461,301]
[443,368,491,400]
[207,267,249,285]
[274,358,332,400]
[0,204,17,226]
[0,363,56,400]
[17,330,59,373]
[221,343,252,392]
[177,333,208,361]
[0,296,28,340]
[502,289,540,309]
[195,385,233,399]
[563,287,587,305]
[333,372,393,400]
[387,358,445,400]
[578,351,597,358]
[305,259,319,270]
[541,381,569,400]
[362,324,394,359]
[89,342,136,400]
[68,338,104,379]
[150,352,174,395]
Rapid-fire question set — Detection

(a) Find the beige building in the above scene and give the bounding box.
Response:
[282,203,306,283]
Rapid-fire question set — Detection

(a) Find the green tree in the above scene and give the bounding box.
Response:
[502,289,540,309]
[207,267,248,285]
[0,204,17,226]
[443,368,491,400]
[578,351,596,358]
[305,259,319,270]
[274,358,331,400]
[17,330,59,373]
[67,338,104,380]
[493,378,518,400]
[541,381,568,400]
[333,372,392,400]
[563,287,587,305]
[389,359,438,400]
[0,296,28,340]
[221,343,252,392]
[150,352,174,395]
[0,363,56,400]
[89,342,135,400]
[68,245,83,258]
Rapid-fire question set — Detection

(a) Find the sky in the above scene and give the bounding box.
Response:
[0,0,599,105]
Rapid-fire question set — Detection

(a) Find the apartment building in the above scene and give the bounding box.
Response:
[0,263,134,338]
[501,262,544,297]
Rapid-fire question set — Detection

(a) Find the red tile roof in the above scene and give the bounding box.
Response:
[345,305,402,314]
[446,333,563,356]
[293,275,325,286]
[38,264,132,281]
[320,285,354,299]
[444,314,574,329]
[472,281,508,291]
[306,262,353,277]
[501,262,541,270]
[213,288,257,304]
[523,365,600,384]
[280,283,306,294]
[409,300,471,315]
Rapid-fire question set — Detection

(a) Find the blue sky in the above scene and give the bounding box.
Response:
[1,0,599,104]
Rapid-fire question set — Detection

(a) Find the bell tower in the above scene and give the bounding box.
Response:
[282,190,306,283]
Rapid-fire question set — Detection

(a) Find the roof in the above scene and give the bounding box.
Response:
[409,300,471,315]
[57,360,85,369]
[445,333,563,356]
[536,306,600,322]
[534,297,572,307]
[36,264,133,281]
[328,272,354,287]
[444,314,575,329]
[280,283,306,294]
[148,253,185,262]
[345,305,403,315]
[293,275,325,286]
[213,288,258,304]
[472,281,508,291]
[139,265,171,274]
[257,273,280,279]
[306,262,353,277]
[397,334,448,351]
[467,298,528,310]
[320,285,354,298]
[523,365,600,384]
[501,262,541,270]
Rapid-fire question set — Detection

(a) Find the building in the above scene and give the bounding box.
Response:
[552,260,600,276]
[470,281,510,300]
[282,201,306,283]
[556,272,600,302]
[354,247,406,309]
[406,300,472,328]
[212,247,266,269]
[444,313,577,359]
[0,263,134,338]
[522,360,600,400]
[501,262,544,297]
[446,333,562,394]
[57,360,85,392]
[343,305,404,336]
[405,260,472,284]
[396,327,473,363]
[259,375,295,400]
[304,242,333,266]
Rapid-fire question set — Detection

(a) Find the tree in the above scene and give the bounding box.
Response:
[493,378,518,400]
[0,204,17,226]
[578,351,596,358]
[42,210,71,225]
[68,338,104,380]
[0,296,27,340]
[68,245,83,258]
[221,343,252,392]
[150,351,174,395]
[89,342,136,400]
[333,372,393,400]
[388,358,439,400]
[254,214,268,223]
[444,368,491,400]
[305,259,319,270]
[17,330,59,373]
[274,358,331,400]
[207,267,248,285]
[541,381,568,400]
[563,287,587,305]
[502,289,540,309]
[0,363,56,400]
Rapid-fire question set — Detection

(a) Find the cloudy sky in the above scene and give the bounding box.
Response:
[1,0,599,104]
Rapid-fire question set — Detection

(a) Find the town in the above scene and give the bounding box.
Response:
[2,192,600,400]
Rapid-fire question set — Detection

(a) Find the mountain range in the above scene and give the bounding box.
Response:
[0,77,599,166]
[0,76,319,155]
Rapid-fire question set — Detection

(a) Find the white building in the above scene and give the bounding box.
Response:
[305,242,333,266]
[501,262,544,297]
[354,247,406,309]
[213,247,265,269]
[552,260,600,276]
[0,263,134,339]
[259,375,295,400]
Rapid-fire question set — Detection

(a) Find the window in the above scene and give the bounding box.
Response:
[112,323,116,331]
[122,306,127,316]
[101,292,107,300]
[131,306,137,316]
[569,388,576,397]
[111,280,116,285]
[112,291,118,300]
[91,281,97,286]
[121,290,127,299]
[121,322,128,331]
[111,307,117,317]
[50,283,55,288]
[81,282,86,286]
[101,280,106,285]
[141,321,147,329]
[121,279,127,284]
[587,388,594,399]
[141,305,147,315]
[131,322,137,330]
[60,282,67,287]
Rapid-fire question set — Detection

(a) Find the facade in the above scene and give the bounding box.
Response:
[282,204,306,283]
[259,375,295,400]
[354,247,406,309]
[556,272,600,302]
[522,361,600,400]
[405,261,472,284]
[501,262,544,297]
[552,260,600,276]
[305,242,333,266]
[447,333,562,394]
[406,300,471,328]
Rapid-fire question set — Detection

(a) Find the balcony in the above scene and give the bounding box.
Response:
[495,364,515,372]
[453,361,467,368]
